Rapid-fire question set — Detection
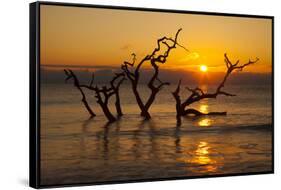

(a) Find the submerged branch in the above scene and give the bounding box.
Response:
[121,28,188,119]
[64,69,96,117]
[172,53,259,126]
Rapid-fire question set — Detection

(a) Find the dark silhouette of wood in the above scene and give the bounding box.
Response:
[80,71,126,123]
[121,28,188,119]
[79,83,116,122]
[172,53,259,125]
[65,68,126,123]
[110,73,126,117]
[64,69,96,117]
[95,86,117,123]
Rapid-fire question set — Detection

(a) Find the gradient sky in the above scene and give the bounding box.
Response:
[40,5,272,73]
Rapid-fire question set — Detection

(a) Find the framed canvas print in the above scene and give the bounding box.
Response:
[29,1,274,188]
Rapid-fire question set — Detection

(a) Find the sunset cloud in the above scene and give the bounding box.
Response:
[180,52,200,62]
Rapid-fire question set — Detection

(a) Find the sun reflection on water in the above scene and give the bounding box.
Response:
[198,118,212,127]
[176,141,222,173]
[190,141,218,172]
[197,103,213,127]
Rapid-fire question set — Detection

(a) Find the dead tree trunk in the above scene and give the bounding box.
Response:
[94,86,117,123]
[65,69,125,123]
[172,53,259,125]
[110,73,126,117]
[80,83,117,123]
[80,71,126,123]
[121,29,188,119]
[64,69,96,117]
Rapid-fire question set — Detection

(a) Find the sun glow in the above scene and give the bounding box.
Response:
[200,65,208,72]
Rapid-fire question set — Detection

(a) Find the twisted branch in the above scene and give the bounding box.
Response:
[66,69,126,123]
[172,53,259,125]
[64,69,96,117]
[121,28,188,119]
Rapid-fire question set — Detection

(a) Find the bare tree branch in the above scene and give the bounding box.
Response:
[110,72,126,116]
[64,69,96,117]
[66,69,126,122]
[121,28,187,119]
[89,73,95,87]
[172,53,259,125]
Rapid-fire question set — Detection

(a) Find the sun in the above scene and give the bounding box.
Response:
[200,65,208,72]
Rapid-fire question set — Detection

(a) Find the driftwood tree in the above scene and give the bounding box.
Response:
[64,69,126,123]
[64,69,96,118]
[172,53,259,126]
[109,73,126,117]
[121,28,188,119]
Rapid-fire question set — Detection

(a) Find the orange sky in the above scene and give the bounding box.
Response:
[40,5,272,73]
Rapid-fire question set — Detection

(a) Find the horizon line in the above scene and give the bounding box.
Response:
[41,64,272,74]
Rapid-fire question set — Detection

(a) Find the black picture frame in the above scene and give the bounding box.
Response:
[30,1,274,188]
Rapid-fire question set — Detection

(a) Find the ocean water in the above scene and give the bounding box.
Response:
[40,83,272,185]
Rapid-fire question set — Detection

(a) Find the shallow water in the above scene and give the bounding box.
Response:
[40,83,272,185]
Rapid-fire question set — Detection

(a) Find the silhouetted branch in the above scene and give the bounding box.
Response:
[64,69,96,117]
[183,108,226,116]
[78,71,126,122]
[123,53,136,66]
[121,28,187,119]
[156,77,170,89]
[82,81,117,123]
[65,69,123,123]
[172,53,259,125]
[89,73,95,87]
[172,79,182,126]
[110,72,126,116]
[121,53,136,82]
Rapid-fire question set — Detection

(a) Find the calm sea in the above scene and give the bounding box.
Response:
[40,83,272,185]
[41,83,272,127]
